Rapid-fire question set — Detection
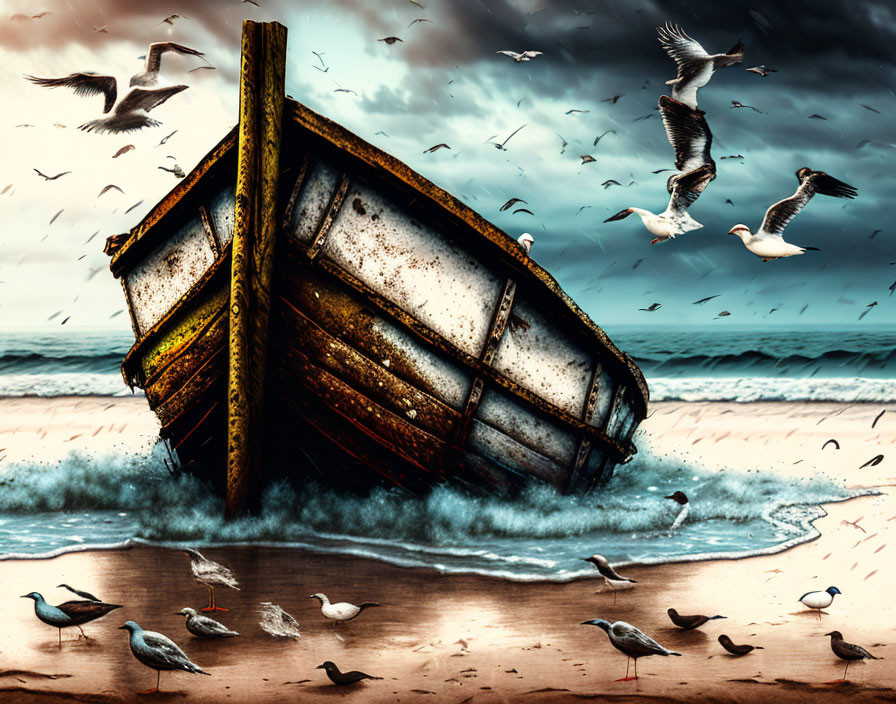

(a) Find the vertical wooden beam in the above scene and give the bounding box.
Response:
[226,20,288,519]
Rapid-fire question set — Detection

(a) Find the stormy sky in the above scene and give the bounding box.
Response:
[0,0,893,334]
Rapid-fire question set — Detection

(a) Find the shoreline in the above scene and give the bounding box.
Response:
[0,398,892,702]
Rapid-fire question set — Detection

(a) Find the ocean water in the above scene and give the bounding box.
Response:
[1,328,895,401]
[0,437,861,580]
[0,328,887,578]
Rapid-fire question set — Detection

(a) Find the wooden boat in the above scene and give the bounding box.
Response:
[106,26,648,500]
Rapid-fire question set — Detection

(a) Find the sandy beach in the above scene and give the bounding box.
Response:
[0,397,893,703]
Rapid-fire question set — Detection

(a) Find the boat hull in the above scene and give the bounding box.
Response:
[110,100,647,495]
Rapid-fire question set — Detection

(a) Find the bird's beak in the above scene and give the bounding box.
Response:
[824,632,834,636]
[581,558,592,563]
[315,665,324,669]
[118,625,128,630]
[604,208,633,223]
[580,620,597,626]
[664,495,675,499]
[727,228,739,235]
[19,595,29,599]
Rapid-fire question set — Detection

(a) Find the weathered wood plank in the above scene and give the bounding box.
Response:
[227,20,287,518]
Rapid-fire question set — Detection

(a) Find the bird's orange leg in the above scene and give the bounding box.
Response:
[139,671,161,694]
[58,629,62,649]
[77,625,89,640]
[826,661,849,684]
[201,584,228,612]
[615,657,637,682]
[650,238,661,245]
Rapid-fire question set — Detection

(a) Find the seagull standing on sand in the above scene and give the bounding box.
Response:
[22,591,122,648]
[119,621,210,694]
[825,631,879,683]
[667,608,726,630]
[582,555,637,604]
[657,23,744,109]
[604,96,714,244]
[317,661,382,686]
[175,608,239,639]
[309,593,380,625]
[799,586,841,618]
[183,548,240,612]
[665,491,689,530]
[581,619,681,681]
[728,168,857,261]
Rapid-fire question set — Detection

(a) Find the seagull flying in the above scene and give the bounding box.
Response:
[130,43,204,86]
[657,23,744,109]
[492,124,525,150]
[728,168,857,261]
[80,85,187,133]
[604,96,715,244]
[496,50,543,62]
[745,65,776,77]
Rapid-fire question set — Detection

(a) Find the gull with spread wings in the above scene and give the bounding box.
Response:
[657,23,744,109]
[130,42,205,86]
[728,168,857,261]
[604,95,715,245]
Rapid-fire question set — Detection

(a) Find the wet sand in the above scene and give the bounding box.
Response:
[0,398,894,703]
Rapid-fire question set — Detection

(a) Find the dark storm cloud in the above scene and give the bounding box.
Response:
[5,0,891,327]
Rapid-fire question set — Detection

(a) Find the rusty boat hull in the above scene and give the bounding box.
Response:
[108,99,648,495]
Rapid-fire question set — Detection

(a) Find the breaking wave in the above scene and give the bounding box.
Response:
[0,439,859,580]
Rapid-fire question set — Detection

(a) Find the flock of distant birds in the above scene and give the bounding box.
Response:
[21,548,382,693]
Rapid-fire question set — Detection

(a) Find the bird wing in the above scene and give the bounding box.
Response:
[521,51,543,58]
[667,163,715,215]
[612,622,670,656]
[25,73,117,113]
[140,631,193,669]
[55,600,120,618]
[145,42,204,73]
[59,584,101,601]
[500,124,526,146]
[658,95,713,173]
[115,85,188,115]
[657,23,709,69]
[496,51,519,58]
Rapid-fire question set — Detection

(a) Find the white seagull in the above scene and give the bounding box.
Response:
[309,593,380,625]
[496,50,543,62]
[183,548,240,612]
[25,72,187,134]
[581,619,681,681]
[119,620,210,694]
[175,608,239,639]
[665,491,690,530]
[604,96,714,244]
[583,555,637,604]
[728,168,857,261]
[517,232,534,254]
[130,42,205,87]
[799,586,841,619]
[657,23,744,109]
